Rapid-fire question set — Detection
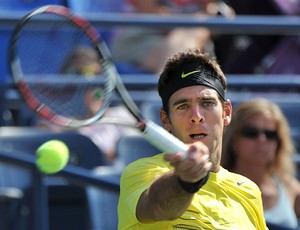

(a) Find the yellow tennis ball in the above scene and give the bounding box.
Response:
[36,140,69,174]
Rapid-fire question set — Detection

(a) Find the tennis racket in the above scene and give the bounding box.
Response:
[9,5,188,156]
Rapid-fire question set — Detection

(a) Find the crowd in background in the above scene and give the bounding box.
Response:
[1,1,300,157]
[65,0,300,76]
[1,0,300,164]
[1,0,300,80]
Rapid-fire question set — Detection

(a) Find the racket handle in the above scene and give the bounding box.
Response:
[142,120,188,158]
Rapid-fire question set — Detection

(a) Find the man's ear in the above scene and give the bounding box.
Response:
[160,108,172,132]
[224,99,232,126]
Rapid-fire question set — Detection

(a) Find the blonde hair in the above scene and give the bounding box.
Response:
[222,98,296,177]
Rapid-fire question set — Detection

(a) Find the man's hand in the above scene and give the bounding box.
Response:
[164,141,212,183]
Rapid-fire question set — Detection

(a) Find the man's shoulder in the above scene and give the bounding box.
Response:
[122,153,169,174]
[221,169,260,192]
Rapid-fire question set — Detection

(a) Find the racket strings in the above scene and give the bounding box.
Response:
[13,12,107,120]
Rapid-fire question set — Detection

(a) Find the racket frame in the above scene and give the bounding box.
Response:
[9,5,115,127]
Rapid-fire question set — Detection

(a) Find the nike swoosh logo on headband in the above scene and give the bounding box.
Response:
[181,70,201,78]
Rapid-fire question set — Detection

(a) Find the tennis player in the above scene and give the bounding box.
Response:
[118,49,268,229]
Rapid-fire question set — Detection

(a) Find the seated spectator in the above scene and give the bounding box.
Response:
[35,46,138,162]
[222,98,300,229]
[111,0,216,74]
[215,0,300,75]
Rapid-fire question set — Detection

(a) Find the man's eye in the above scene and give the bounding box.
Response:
[177,104,188,110]
[202,101,214,107]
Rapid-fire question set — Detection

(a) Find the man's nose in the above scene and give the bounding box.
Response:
[190,106,204,124]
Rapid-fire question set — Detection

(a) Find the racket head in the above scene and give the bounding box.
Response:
[9,5,116,127]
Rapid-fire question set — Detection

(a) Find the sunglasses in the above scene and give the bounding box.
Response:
[240,126,278,140]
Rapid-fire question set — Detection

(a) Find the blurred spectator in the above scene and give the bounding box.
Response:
[35,46,138,162]
[222,98,300,228]
[111,0,219,74]
[215,0,300,75]
[170,0,235,16]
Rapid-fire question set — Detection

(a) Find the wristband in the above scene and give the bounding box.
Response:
[177,173,209,193]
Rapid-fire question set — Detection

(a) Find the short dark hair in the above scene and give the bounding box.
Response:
[158,49,227,111]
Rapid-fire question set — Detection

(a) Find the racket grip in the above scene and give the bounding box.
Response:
[142,120,188,158]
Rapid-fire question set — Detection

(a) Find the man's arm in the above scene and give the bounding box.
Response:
[136,171,194,223]
[136,142,212,223]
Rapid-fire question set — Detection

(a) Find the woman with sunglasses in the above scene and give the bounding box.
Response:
[222,98,300,229]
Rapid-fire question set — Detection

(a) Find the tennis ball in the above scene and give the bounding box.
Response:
[36,140,69,174]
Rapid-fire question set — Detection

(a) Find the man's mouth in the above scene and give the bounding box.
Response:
[190,134,207,140]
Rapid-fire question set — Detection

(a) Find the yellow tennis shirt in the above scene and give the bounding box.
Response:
[118,154,268,230]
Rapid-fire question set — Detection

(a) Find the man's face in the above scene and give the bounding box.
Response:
[160,85,231,166]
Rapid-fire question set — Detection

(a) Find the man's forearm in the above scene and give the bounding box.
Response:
[136,171,194,223]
